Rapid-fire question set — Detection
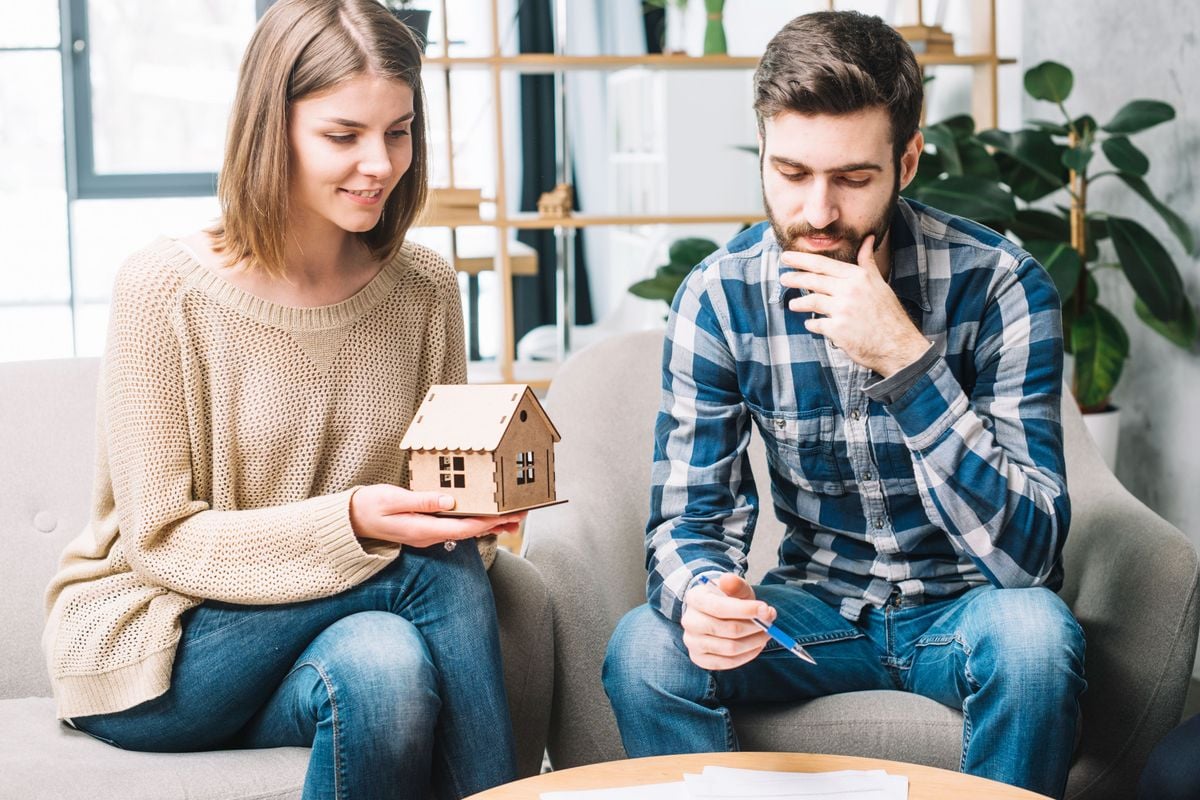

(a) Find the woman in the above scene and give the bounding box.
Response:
[42,1,521,797]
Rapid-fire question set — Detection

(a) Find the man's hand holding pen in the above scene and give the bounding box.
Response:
[680,573,779,671]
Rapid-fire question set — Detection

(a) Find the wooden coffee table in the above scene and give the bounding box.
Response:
[467,752,1052,799]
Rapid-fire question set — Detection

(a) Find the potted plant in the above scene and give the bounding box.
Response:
[629,237,720,308]
[383,1,430,51]
[905,61,1197,464]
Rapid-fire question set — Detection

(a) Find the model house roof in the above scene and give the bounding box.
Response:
[400,384,561,452]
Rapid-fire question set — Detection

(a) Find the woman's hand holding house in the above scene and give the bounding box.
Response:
[349,484,526,548]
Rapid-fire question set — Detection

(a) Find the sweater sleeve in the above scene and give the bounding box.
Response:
[103,255,396,605]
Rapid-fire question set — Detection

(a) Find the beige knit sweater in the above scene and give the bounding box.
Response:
[43,237,475,720]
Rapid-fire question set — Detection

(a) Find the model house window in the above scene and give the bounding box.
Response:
[516,451,535,485]
[439,455,466,489]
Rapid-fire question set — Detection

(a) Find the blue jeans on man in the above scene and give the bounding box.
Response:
[604,583,1085,799]
[73,543,517,800]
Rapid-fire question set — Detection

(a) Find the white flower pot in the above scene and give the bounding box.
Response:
[1081,406,1120,472]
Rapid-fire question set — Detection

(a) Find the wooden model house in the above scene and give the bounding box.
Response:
[400,384,563,516]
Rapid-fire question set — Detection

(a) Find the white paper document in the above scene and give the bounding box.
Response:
[540,766,908,800]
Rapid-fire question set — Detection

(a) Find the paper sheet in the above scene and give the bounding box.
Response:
[540,766,908,800]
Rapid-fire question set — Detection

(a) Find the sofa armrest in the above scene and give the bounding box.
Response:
[1060,473,1200,800]
[489,549,554,778]
[523,527,636,770]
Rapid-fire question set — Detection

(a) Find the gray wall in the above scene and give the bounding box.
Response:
[1024,3,1200,554]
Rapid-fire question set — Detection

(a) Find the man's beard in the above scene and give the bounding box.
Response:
[764,176,900,265]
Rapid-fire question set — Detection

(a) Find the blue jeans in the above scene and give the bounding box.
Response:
[604,584,1085,799]
[1138,712,1200,799]
[72,543,517,800]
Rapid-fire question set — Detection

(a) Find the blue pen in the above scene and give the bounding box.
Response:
[697,575,817,665]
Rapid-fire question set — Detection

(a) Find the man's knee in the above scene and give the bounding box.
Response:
[603,604,697,703]
[966,588,1085,686]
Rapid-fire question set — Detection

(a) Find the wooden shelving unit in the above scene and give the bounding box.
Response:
[420,0,1012,390]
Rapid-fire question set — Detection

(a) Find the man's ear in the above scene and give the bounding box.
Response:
[898,129,924,191]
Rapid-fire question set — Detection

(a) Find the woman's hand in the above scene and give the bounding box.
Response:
[349,484,526,548]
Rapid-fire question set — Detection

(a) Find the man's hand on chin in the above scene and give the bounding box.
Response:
[780,235,931,377]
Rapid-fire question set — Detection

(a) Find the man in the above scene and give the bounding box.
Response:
[602,11,1085,799]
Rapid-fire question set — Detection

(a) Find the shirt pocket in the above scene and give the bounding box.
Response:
[880,414,919,492]
[749,403,846,496]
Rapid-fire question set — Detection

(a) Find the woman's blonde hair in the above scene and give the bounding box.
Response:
[209,0,427,276]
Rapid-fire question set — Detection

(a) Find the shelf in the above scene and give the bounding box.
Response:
[421,53,1015,72]
[501,212,765,230]
[422,54,760,71]
[467,359,557,390]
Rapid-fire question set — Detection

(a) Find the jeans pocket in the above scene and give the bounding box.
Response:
[761,628,864,655]
[750,403,847,496]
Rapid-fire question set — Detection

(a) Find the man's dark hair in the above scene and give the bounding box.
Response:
[753,11,923,163]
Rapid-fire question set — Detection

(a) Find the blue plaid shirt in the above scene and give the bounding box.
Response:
[647,198,1070,623]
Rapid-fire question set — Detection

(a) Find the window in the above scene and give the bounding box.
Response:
[515,450,535,485]
[439,455,466,489]
[68,0,258,198]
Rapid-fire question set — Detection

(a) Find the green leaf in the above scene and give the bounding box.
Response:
[667,238,719,269]
[1024,61,1074,103]
[1136,297,1199,349]
[1024,240,1082,302]
[978,129,1068,193]
[1008,209,1070,244]
[1114,173,1196,254]
[904,151,945,195]
[1026,119,1069,135]
[1107,215,1185,321]
[629,276,681,303]
[939,114,976,140]
[1102,99,1175,134]
[1061,144,1093,174]
[1101,136,1149,176]
[922,124,962,175]
[1072,114,1098,139]
[1072,304,1129,409]
[1085,213,1110,243]
[959,140,1001,180]
[912,176,1016,225]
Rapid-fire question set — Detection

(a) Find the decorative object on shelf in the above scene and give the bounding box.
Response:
[908,60,1197,421]
[645,0,691,55]
[893,0,954,55]
[702,0,726,56]
[421,186,483,227]
[894,23,954,56]
[536,183,574,219]
[629,237,720,307]
[383,0,431,50]
[400,384,566,516]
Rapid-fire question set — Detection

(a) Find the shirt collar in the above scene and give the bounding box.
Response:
[764,197,931,313]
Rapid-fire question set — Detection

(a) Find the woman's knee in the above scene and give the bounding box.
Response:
[304,612,440,718]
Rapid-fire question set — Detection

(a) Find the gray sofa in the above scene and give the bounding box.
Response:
[0,357,553,799]
[524,329,1200,800]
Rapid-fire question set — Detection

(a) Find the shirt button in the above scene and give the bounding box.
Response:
[775,419,785,429]
[863,471,873,481]
[851,410,861,421]
[874,517,885,529]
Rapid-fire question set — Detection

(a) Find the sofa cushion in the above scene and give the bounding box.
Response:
[0,358,101,699]
[735,690,962,769]
[0,697,307,800]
